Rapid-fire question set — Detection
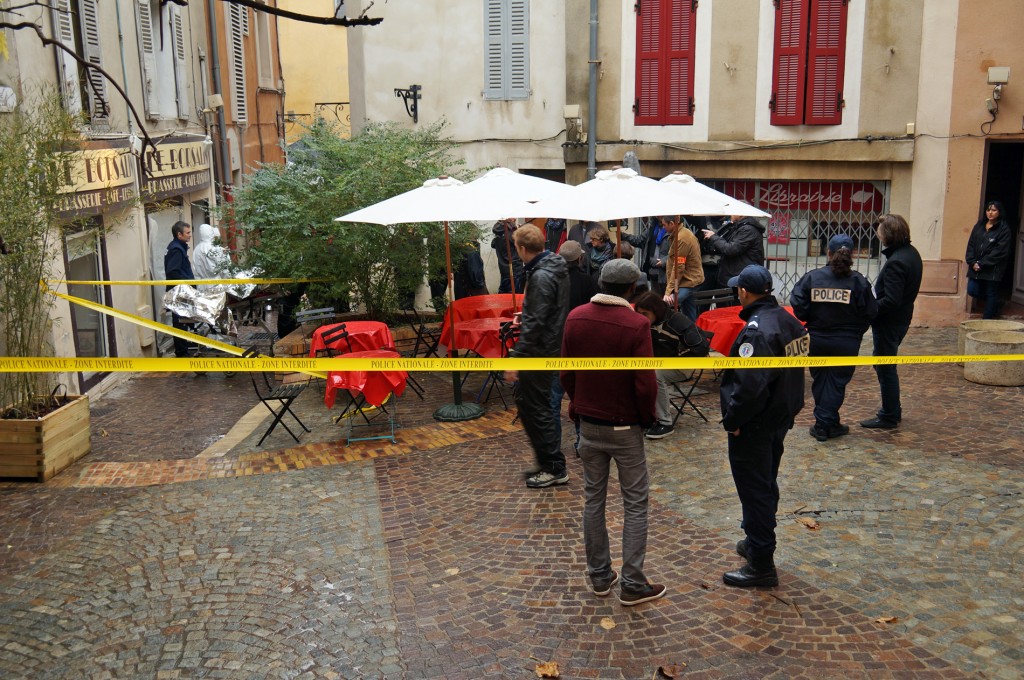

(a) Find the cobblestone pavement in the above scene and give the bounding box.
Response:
[0,327,1021,678]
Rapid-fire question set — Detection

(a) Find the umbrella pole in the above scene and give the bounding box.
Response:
[615,221,622,258]
[433,220,485,422]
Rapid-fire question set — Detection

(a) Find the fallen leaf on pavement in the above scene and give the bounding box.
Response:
[599,617,616,630]
[445,567,460,576]
[658,663,687,678]
[534,660,560,678]
[795,517,820,530]
[875,616,899,624]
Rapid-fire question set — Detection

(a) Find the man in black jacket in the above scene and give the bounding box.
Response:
[702,216,766,291]
[164,221,195,358]
[505,225,570,488]
[719,265,808,588]
[861,214,923,429]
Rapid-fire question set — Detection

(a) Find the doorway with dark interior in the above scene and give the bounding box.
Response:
[982,141,1024,317]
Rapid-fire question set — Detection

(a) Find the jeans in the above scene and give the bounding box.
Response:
[808,333,861,428]
[675,287,697,322]
[579,421,651,591]
[871,322,909,423]
[727,423,789,568]
[550,376,580,451]
[969,278,1003,319]
[654,368,692,425]
[514,370,566,476]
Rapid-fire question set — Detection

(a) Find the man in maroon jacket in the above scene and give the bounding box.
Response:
[560,259,666,607]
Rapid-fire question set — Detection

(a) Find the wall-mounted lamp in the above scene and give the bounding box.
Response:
[394,85,421,124]
[986,67,1009,114]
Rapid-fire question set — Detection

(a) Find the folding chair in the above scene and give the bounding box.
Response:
[243,347,311,446]
[404,307,441,358]
[668,370,710,425]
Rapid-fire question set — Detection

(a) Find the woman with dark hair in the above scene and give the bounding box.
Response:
[584,226,615,282]
[965,200,1012,319]
[791,235,878,441]
[862,214,922,430]
[633,291,710,440]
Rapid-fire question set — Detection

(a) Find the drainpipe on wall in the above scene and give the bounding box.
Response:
[586,0,599,180]
[206,0,232,194]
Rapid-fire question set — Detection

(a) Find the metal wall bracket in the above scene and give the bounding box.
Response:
[394,85,422,123]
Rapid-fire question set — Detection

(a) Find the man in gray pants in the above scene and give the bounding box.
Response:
[559,259,666,606]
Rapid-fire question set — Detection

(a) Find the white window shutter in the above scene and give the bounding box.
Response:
[229,3,248,124]
[80,0,108,124]
[172,5,189,119]
[483,0,504,99]
[136,0,157,118]
[50,0,82,116]
[507,0,530,100]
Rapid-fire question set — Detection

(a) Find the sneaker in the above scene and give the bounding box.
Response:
[619,582,667,606]
[860,417,898,429]
[526,470,569,488]
[645,423,674,440]
[828,423,850,438]
[592,570,619,597]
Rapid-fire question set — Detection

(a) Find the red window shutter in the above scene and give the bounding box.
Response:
[665,0,696,124]
[635,0,696,126]
[804,0,848,125]
[635,0,663,124]
[770,0,808,126]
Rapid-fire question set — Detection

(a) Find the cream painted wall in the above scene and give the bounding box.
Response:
[347,0,566,172]
[278,0,349,143]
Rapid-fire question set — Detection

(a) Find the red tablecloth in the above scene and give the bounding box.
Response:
[440,317,513,358]
[324,349,408,409]
[438,294,522,349]
[309,321,393,357]
[697,305,799,356]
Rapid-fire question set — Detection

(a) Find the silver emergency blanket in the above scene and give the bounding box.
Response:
[192,223,259,298]
[163,284,226,327]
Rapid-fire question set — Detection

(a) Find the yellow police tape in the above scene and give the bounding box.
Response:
[2,354,1023,373]
[18,282,1022,374]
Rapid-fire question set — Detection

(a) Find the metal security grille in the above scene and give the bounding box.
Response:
[708,179,891,299]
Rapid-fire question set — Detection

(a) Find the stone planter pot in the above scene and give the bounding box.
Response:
[964,330,1024,387]
[957,319,1024,364]
[0,395,91,481]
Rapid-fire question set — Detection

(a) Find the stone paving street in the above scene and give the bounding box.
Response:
[1,326,1022,679]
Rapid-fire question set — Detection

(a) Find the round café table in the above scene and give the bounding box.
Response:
[309,321,394,357]
[697,305,799,355]
[438,294,522,350]
[323,349,408,409]
[440,317,514,359]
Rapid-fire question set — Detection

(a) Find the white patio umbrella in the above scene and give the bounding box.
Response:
[335,175,536,422]
[658,171,770,218]
[520,167,724,222]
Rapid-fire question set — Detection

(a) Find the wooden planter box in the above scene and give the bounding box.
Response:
[0,395,91,481]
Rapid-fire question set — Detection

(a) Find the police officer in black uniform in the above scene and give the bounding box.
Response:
[719,265,808,588]
[790,234,878,442]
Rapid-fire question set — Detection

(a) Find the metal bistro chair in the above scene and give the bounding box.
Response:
[404,307,442,359]
[692,287,738,313]
[666,329,716,425]
[242,346,311,446]
[475,321,519,409]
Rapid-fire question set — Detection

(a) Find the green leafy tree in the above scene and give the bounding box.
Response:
[228,119,479,319]
[0,93,81,417]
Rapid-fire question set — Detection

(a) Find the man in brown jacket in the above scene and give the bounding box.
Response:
[661,216,705,321]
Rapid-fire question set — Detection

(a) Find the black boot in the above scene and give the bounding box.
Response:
[723,561,778,588]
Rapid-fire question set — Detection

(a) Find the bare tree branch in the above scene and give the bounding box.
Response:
[216,0,383,26]
[0,20,159,178]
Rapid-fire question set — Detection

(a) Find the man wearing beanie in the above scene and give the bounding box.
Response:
[560,259,666,606]
[718,264,807,588]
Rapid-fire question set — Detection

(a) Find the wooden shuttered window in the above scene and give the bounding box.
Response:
[229,3,248,124]
[770,0,848,126]
[135,0,157,119]
[51,0,83,116]
[51,0,107,124]
[79,0,108,125]
[634,0,697,126]
[483,0,530,101]
[172,5,190,119]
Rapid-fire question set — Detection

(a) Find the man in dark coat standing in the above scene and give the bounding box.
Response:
[860,214,922,429]
[505,225,570,488]
[719,265,808,588]
[702,216,766,291]
[164,221,195,357]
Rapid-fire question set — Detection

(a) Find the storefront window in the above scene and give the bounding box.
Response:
[64,225,113,386]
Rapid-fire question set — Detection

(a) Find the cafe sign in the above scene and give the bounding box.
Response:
[56,143,139,219]
[141,138,211,201]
